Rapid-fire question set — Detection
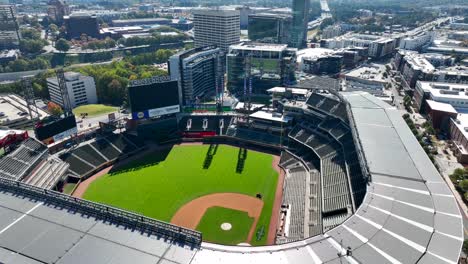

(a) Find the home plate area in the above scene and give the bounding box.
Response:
[196,206,255,245]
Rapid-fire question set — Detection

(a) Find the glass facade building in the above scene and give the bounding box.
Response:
[169,46,222,106]
[248,13,292,44]
[290,0,310,48]
[227,42,297,96]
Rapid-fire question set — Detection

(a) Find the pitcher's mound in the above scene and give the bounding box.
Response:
[221,223,232,231]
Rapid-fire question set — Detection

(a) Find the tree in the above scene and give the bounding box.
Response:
[21,28,41,40]
[19,39,46,54]
[49,24,58,33]
[460,180,468,191]
[55,38,70,52]
[47,102,63,116]
[463,239,468,254]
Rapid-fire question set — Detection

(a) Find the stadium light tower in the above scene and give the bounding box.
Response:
[55,68,73,117]
[22,76,40,122]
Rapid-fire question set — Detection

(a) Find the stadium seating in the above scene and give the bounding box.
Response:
[308,170,322,237]
[0,138,48,181]
[60,133,146,178]
[91,139,121,161]
[331,103,348,121]
[317,98,339,113]
[226,127,284,146]
[24,157,69,189]
[106,134,136,153]
[323,212,349,232]
[180,115,233,135]
[306,93,325,108]
[60,153,94,176]
[73,145,108,167]
[321,153,351,214]
[281,164,308,242]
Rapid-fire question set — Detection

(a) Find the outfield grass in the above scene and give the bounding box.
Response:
[197,207,254,245]
[62,183,76,195]
[83,145,278,245]
[73,104,118,117]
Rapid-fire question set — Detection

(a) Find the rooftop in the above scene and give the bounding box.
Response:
[267,87,309,96]
[419,81,468,100]
[230,42,289,53]
[345,64,387,84]
[404,53,435,73]
[426,99,457,114]
[0,94,48,123]
[112,17,171,23]
[296,48,336,63]
[249,110,293,123]
[451,113,468,145]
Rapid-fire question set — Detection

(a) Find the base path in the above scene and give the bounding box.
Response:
[171,193,264,242]
[268,155,285,245]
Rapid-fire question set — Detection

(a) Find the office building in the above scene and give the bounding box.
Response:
[248,13,292,44]
[322,25,343,39]
[111,18,171,27]
[169,46,222,106]
[64,13,100,40]
[227,42,297,95]
[394,50,468,90]
[321,33,397,59]
[296,48,342,74]
[399,31,435,51]
[415,81,468,113]
[47,72,98,109]
[0,5,20,49]
[47,0,70,24]
[290,0,309,48]
[193,9,240,52]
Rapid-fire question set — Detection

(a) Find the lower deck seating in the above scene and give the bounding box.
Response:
[60,153,94,176]
[24,158,69,189]
[91,140,121,161]
[281,165,308,241]
[73,145,107,167]
[321,154,351,214]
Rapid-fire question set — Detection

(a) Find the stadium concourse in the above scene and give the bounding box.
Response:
[0,91,463,264]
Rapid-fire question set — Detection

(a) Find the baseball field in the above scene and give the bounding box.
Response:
[82,144,280,246]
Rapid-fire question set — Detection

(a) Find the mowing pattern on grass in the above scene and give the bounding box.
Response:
[73,104,118,117]
[196,206,254,245]
[83,144,278,245]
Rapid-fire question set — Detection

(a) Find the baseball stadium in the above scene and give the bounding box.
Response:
[0,78,463,263]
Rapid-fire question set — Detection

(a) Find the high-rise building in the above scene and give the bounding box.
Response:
[290,0,309,48]
[248,13,292,44]
[169,46,223,106]
[47,0,70,24]
[64,13,100,40]
[193,9,240,52]
[47,72,98,109]
[227,42,297,95]
[0,5,20,49]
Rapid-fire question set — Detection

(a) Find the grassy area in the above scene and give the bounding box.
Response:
[83,145,278,245]
[196,207,254,245]
[63,183,76,195]
[73,104,118,117]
